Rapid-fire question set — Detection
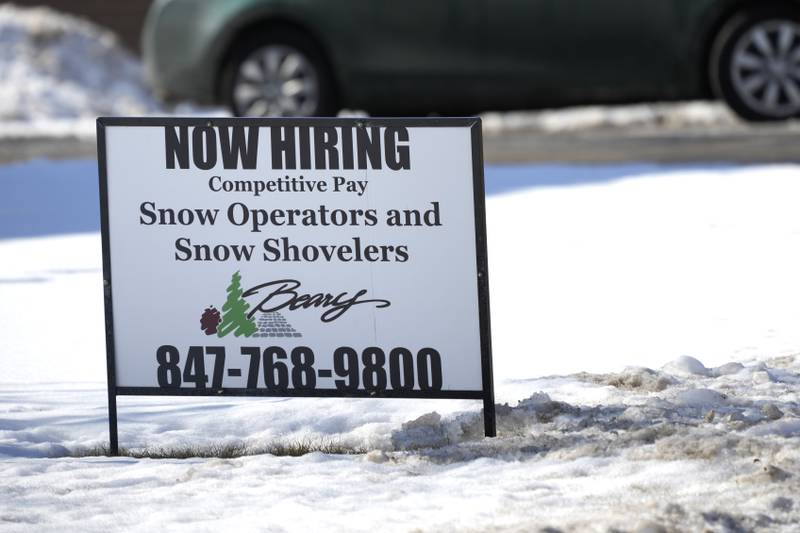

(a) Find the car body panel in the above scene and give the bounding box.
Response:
[142,0,800,112]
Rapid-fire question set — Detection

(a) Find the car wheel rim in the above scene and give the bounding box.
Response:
[731,19,800,118]
[232,44,320,117]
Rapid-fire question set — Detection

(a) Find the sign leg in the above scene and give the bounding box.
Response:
[107,391,119,456]
[483,395,496,437]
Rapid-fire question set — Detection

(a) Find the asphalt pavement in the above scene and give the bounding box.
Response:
[483,124,800,164]
[1,122,799,165]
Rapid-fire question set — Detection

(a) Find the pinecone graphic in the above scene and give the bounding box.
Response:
[200,306,221,335]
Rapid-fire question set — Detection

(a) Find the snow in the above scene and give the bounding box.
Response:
[674,388,728,407]
[480,100,754,134]
[748,419,800,438]
[662,356,711,377]
[488,164,800,382]
[1,162,799,530]
[0,158,99,238]
[0,5,227,140]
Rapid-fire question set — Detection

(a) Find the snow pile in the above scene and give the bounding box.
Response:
[0,4,160,135]
[2,353,798,531]
[386,354,800,455]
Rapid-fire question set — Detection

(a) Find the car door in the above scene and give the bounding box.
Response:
[342,0,485,112]
[483,1,679,107]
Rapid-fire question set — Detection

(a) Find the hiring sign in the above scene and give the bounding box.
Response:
[97,117,495,452]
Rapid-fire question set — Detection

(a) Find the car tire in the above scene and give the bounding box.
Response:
[220,29,337,117]
[710,6,800,121]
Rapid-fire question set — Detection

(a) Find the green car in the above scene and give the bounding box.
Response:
[142,0,800,121]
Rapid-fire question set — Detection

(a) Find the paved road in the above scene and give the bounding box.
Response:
[2,124,800,165]
[0,138,95,165]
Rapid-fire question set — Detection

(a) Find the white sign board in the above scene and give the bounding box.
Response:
[98,118,494,442]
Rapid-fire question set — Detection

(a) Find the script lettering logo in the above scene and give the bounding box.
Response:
[242,279,391,323]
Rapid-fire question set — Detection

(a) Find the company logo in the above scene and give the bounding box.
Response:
[200,271,391,338]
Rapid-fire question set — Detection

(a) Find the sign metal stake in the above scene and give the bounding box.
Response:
[107,388,119,456]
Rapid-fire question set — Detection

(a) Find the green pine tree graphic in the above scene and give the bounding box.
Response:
[217,271,257,338]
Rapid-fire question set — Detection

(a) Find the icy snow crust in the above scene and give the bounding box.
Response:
[2,165,800,531]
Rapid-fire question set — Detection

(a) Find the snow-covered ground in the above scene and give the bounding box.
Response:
[1,163,799,531]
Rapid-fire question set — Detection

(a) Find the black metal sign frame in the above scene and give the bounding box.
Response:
[97,117,495,455]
